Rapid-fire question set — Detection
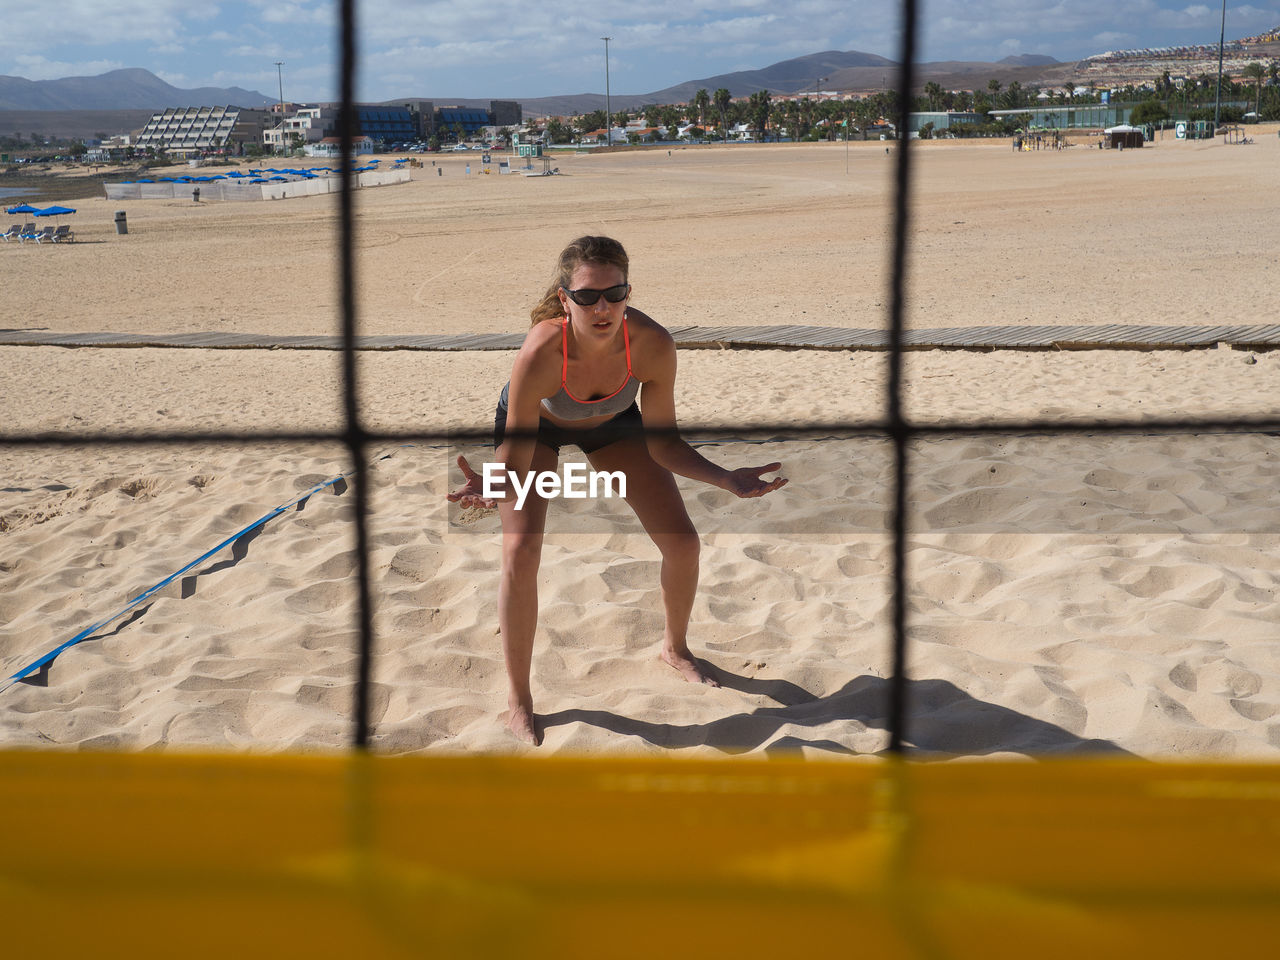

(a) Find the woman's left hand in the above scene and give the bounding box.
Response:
[723,463,788,498]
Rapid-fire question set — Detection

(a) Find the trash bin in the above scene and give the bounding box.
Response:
[114,211,128,235]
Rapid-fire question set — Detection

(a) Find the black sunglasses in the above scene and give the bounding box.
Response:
[561,283,630,306]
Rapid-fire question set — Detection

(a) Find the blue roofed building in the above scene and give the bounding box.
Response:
[438,107,492,137]
[355,105,417,143]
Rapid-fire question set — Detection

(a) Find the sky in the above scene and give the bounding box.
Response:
[4,2,1279,103]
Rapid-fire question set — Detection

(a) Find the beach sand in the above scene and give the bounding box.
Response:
[3,132,1279,758]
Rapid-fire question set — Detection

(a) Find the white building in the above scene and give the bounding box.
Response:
[303,136,374,158]
[135,106,271,157]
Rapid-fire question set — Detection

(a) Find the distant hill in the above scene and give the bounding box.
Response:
[503,49,1073,115]
[515,50,899,114]
[645,50,896,102]
[0,68,273,110]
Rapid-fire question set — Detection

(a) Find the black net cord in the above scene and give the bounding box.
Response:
[3,0,1273,758]
[886,0,919,755]
[338,0,377,752]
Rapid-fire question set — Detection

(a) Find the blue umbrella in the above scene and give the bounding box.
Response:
[6,203,41,215]
[34,205,76,217]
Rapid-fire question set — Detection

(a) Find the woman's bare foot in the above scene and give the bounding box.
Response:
[505,696,541,745]
[660,646,720,687]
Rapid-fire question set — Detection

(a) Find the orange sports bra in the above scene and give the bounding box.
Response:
[539,315,640,420]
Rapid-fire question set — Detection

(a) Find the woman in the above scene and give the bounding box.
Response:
[450,236,786,745]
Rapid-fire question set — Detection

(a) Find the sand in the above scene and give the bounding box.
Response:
[3,132,1279,758]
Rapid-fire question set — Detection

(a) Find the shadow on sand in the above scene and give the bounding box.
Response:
[541,664,1131,759]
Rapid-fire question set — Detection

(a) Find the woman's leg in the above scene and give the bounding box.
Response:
[586,438,716,686]
[497,440,558,744]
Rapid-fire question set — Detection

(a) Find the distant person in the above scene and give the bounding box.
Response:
[448,235,787,744]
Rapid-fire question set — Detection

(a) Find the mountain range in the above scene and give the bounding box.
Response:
[1,51,1073,118]
[0,67,274,111]
[511,51,1073,116]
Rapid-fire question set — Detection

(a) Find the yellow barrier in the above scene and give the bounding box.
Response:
[3,752,1278,958]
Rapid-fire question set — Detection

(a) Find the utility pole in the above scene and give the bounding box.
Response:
[1214,0,1227,126]
[273,60,286,154]
[601,37,613,146]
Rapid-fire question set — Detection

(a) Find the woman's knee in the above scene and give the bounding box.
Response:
[657,530,700,567]
[502,533,544,576]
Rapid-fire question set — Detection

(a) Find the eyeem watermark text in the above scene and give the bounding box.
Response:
[482,462,627,510]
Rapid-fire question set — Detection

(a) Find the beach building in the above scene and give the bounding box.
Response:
[391,100,523,142]
[353,105,417,143]
[907,111,984,135]
[398,100,436,140]
[286,106,336,145]
[86,134,133,162]
[135,106,272,157]
[304,136,374,158]
[488,101,521,127]
[988,104,1130,130]
[437,106,491,139]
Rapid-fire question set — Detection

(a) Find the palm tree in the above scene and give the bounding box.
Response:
[1242,62,1266,116]
[923,81,943,111]
[692,89,710,128]
[713,87,732,139]
[748,90,771,139]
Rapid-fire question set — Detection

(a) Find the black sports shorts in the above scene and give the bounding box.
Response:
[493,399,644,454]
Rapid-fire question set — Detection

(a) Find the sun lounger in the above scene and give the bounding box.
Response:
[1,223,21,242]
[18,223,39,242]
[31,226,57,243]
[52,224,74,243]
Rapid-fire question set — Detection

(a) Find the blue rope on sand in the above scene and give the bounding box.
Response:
[2,471,352,694]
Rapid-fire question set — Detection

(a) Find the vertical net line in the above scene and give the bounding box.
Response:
[886,0,919,755]
[338,0,377,751]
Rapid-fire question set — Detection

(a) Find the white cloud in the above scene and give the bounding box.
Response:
[5,1,1280,101]
[1091,31,1135,50]
[248,0,331,26]
[0,1,186,53]
[10,55,127,79]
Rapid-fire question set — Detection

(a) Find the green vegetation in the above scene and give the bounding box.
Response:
[1129,100,1170,126]
[538,66,1279,148]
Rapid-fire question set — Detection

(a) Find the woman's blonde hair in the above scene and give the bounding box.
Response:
[530,236,629,325]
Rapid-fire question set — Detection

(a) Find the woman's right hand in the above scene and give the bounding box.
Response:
[447,455,500,509]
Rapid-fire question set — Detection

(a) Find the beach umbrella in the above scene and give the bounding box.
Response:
[33,205,76,217]
[6,203,41,215]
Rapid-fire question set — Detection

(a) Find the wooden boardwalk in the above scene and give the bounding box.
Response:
[3,323,1280,353]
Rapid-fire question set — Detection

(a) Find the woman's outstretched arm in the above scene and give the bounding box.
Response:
[638,326,787,499]
[447,324,560,508]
